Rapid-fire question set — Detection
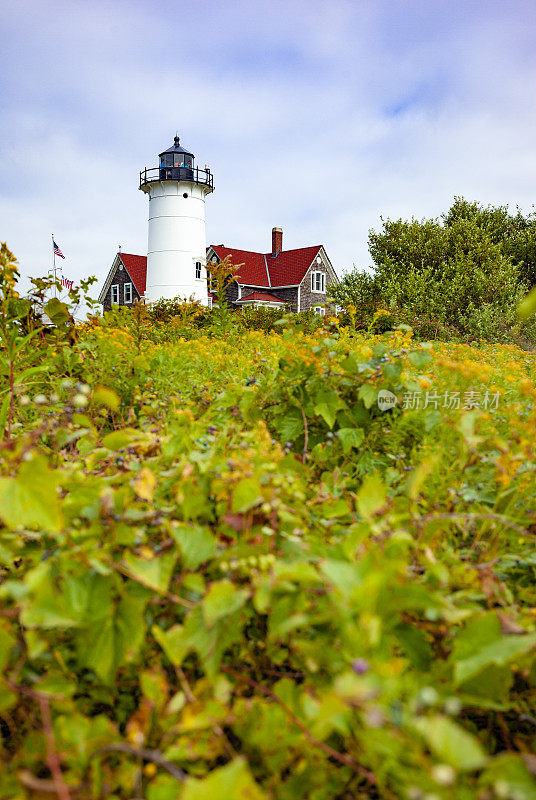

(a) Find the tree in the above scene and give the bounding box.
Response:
[330,198,536,342]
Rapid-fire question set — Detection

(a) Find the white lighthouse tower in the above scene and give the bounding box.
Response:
[139,136,214,304]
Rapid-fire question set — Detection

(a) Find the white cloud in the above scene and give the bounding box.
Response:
[1,0,536,303]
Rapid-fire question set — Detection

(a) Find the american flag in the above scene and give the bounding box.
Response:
[53,240,65,259]
[61,277,73,290]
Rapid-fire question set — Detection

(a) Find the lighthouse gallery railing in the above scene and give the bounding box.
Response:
[139,166,214,191]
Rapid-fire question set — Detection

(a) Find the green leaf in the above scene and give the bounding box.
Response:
[44,297,70,324]
[273,407,303,442]
[133,354,150,371]
[147,774,182,800]
[202,580,249,626]
[518,285,536,320]
[336,427,364,453]
[459,663,513,703]
[451,613,502,662]
[340,352,359,375]
[408,350,432,369]
[232,477,263,513]
[152,624,189,666]
[123,551,177,592]
[0,455,62,532]
[17,364,48,383]
[480,754,536,800]
[181,758,267,800]
[356,473,386,519]
[0,626,15,672]
[358,383,378,409]
[93,385,120,411]
[414,715,488,771]
[77,591,146,683]
[21,570,83,630]
[101,428,140,450]
[319,560,362,594]
[0,393,10,437]
[383,361,402,381]
[171,524,216,569]
[454,633,536,686]
[458,411,484,448]
[395,623,432,670]
[177,605,244,678]
[314,390,342,428]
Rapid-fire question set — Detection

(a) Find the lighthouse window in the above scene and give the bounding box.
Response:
[111,284,119,304]
[164,154,174,167]
[195,262,202,280]
[124,283,133,304]
[311,271,325,293]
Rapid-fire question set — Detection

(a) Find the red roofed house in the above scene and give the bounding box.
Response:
[99,228,338,315]
[207,227,338,314]
[98,251,147,310]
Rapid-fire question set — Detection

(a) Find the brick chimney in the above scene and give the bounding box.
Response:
[272,227,283,256]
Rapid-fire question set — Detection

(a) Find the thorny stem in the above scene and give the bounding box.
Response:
[37,694,72,800]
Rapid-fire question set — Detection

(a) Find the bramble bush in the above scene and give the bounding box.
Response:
[1,248,536,799]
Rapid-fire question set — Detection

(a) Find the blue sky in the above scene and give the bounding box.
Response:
[1,0,536,299]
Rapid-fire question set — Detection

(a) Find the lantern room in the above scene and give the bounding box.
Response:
[159,136,194,180]
[139,135,213,191]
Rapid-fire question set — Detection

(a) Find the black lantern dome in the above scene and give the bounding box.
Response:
[139,134,214,192]
[159,136,195,172]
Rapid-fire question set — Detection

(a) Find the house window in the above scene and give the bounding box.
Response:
[208,296,213,309]
[124,283,133,304]
[311,271,326,293]
[314,306,326,316]
[111,284,119,304]
[195,261,202,280]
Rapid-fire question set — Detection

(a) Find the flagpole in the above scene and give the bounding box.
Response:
[52,233,57,298]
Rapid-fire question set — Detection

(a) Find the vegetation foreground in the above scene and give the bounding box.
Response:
[1,249,536,799]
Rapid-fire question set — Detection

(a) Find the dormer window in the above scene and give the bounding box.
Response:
[311,271,325,293]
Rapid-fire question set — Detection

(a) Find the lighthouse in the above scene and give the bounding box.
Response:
[139,136,214,304]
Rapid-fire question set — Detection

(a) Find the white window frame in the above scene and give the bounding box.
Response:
[195,261,202,280]
[311,271,326,293]
[313,306,326,316]
[208,296,213,309]
[111,284,119,304]
[124,282,133,303]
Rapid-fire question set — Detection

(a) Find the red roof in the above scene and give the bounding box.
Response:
[120,253,147,295]
[237,291,286,303]
[112,242,323,298]
[211,245,321,287]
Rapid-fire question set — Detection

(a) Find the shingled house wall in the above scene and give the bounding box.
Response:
[267,286,299,311]
[102,264,141,312]
[299,258,336,313]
